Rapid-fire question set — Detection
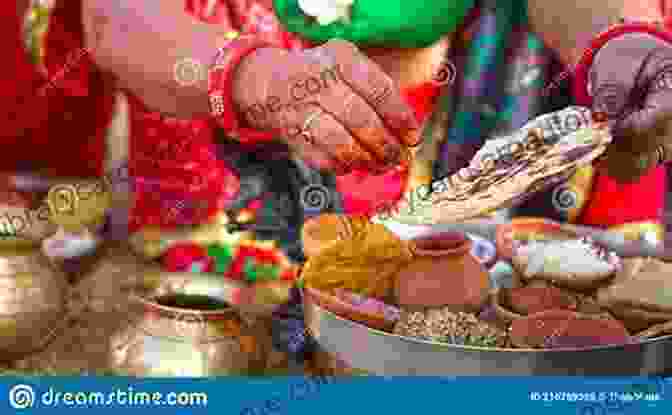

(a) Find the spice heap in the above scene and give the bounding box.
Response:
[393,308,509,348]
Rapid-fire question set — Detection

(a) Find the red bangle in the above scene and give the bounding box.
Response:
[208,34,278,144]
[573,22,672,106]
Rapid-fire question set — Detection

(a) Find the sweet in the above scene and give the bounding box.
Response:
[495,217,576,261]
[512,237,620,290]
[596,258,672,331]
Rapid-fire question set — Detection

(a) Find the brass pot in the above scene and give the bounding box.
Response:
[109,272,270,377]
[0,247,68,360]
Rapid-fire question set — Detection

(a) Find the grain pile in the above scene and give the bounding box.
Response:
[393,308,509,347]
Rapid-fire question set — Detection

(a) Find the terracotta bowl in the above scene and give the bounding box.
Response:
[303,287,397,331]
[491,286,579,325]
[490,290,526,324]
[495,217,577,261]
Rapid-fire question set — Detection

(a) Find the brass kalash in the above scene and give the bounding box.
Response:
[0,185,75,361]
[18,2,293,375]
[0,176,288,374]
[115,211,295,376]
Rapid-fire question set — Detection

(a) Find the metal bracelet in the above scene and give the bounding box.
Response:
[656,145,667,165]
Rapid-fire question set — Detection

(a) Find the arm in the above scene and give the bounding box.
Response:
[528,0,671,242]
[1,0,111,176]
[82,0,302,146]
[526,0,663,67]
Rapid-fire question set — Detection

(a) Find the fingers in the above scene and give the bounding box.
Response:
[281,105,375,174]
[320,89,403,168]
[616,89,672,148]
[601,149,654,184]
[322,40,421,147]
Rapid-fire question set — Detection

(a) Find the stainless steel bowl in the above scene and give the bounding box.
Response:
[304,294,672,375]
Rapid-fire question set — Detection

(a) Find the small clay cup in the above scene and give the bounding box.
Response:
[394,232,490,311]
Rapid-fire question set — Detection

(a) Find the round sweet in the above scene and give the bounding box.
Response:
[162,243,209,272]
[274,0,476,48]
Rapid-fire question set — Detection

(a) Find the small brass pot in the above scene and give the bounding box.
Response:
[109,272,270,377]
[0,247,68,360]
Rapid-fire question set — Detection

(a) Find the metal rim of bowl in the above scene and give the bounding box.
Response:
[302,289,672,353]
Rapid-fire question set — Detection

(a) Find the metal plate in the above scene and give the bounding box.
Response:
[304,295,672,375]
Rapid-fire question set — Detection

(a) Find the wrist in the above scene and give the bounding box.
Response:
[573,22,672,106]
[207,35,279,143]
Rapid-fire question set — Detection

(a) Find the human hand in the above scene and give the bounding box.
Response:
[589,31,672,182]
[232,40,421,175]
[81,0,222,117]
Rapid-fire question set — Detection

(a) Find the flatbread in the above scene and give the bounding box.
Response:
[375,107,611,225]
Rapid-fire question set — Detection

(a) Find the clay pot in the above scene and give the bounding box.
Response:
[510,309,630,349]
[394,232,490,311]
[304,287,399,331]
[109,272,270,376]
[0,247,69,360]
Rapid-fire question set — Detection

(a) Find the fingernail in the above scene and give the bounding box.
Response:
[405,129,422,147]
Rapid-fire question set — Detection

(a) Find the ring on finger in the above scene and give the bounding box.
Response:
[300,130,315,145]
[302,109,325,132]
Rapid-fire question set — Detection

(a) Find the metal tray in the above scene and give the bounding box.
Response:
[304,294,672,375]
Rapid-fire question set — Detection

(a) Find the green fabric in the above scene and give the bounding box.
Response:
[274,0,476,48]
[243,257,258,282]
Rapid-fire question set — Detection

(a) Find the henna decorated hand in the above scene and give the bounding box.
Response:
[81,0,220,117]
[590,32,672,182]
[232,40,421,175]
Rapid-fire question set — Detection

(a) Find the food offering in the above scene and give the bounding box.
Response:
[301,108,672,363]
[302,211,661,352]
[373,107,611,225]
